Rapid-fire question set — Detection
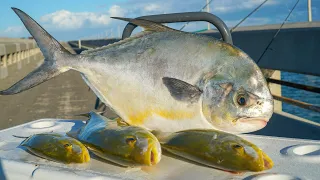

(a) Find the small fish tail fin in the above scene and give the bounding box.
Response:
[114,117,130,127]
[0,8,77,95]
[74,111,105,118]
[150,130,170,143]
[66,129,81,139]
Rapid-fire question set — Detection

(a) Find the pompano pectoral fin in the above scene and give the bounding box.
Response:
[0,8,78,95]
[111,17,176,32]
[162,77,202,103]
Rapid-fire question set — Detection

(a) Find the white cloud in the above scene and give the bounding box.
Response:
[212,0,278,13]
[4,26,24,33]
[35,0,281,34]
[109,5,126,17]
[0,26,27,38]
[144,4,161,12]
[40,5,126,30]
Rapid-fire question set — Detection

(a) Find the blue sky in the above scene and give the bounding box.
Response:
[0,0,319,41]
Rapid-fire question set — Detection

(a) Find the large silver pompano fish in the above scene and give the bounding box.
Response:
[0,8,273,134]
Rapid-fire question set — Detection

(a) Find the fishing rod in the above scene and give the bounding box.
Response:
[256,0,300,64]
[230,0,269,33]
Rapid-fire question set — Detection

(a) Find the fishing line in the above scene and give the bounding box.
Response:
[180,0,214,30]
[12,135,29,139]
[31,166,40,178]
[256,0,300,64]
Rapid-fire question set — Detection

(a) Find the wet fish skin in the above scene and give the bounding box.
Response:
[1,8,273,134]
[20,133,90,164]
[154,129,273,172]
[67,111,162,167]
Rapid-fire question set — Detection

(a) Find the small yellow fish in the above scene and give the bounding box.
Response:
[20,133,90,164]
[68,111,162,167]
[153,129,273,173]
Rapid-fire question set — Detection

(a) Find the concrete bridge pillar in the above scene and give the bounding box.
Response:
[26,44,30,64]
[7,53,12,65]
[0,55,8,79]
[27,49,30,63]
[13,53,16,63]
[16,52,19,62]
[21,51,24,60]
[0,55,7,67]
[269,70,282,112]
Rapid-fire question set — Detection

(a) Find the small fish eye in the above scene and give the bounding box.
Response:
[125,137,136,145]
[232,144,243,149]
[64,143,71,148]
[237,95,246,106]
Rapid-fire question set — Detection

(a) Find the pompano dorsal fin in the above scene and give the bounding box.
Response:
[111,17,176,32]
[82,17,177,55]
[81,17,176,55]
[81,31,153,55]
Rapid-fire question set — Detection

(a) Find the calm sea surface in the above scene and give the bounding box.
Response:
[281,72,320,123]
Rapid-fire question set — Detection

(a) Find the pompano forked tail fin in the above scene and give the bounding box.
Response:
[0,8,76,95]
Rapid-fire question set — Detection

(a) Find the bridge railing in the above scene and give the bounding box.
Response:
[0,38,40,68]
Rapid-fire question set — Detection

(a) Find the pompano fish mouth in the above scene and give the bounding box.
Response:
[238,117,269,127]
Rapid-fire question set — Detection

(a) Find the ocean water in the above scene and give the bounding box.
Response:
[281,72,320,123]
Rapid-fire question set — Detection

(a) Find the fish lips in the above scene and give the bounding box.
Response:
[146,140,162,166]
[238,117,269,129]
[262,151,274,170]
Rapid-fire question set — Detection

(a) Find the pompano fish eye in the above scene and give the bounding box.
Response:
[237,95,247,106]
[234,90,258,107]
